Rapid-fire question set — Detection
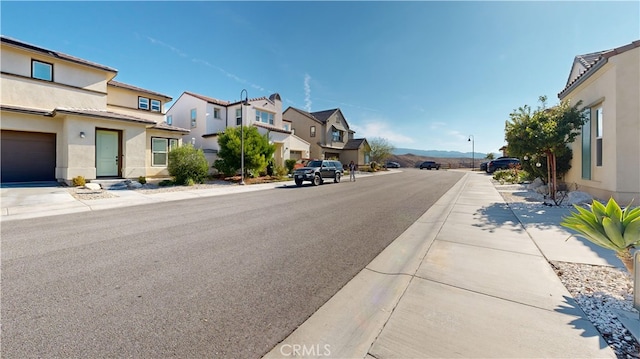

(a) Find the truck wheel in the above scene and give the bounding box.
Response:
[334,173,341,183]
[312,174,322,186]
[295,178,303,186]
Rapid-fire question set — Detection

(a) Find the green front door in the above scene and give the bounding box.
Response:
[96,130,119,177]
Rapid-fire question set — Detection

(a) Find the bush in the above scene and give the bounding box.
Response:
[72,176,86,187]
[285,159,297,174]
[492,168,529,184]
[138,176,147,185]
[159,179,174,187]
[275,165,288,177]
[168,144,209,185]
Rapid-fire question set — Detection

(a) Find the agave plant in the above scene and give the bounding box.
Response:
[561,198,640,273]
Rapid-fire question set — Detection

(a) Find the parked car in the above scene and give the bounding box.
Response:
[386,161,401,168]
[479,161,488,172]
[293,160,344,186]
[486,158,520,173]
[419,161,441,170]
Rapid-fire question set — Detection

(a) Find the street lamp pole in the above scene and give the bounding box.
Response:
[240,89,248,185]
[468,135,475,171]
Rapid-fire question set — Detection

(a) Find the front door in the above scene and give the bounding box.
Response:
[96,130,120,177]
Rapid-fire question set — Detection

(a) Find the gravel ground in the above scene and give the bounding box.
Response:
[496,182,640,359]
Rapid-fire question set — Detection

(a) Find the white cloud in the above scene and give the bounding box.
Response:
[304,73,312,112]
[351,120,414,145]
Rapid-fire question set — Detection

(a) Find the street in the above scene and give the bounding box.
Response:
[1,169,463,358]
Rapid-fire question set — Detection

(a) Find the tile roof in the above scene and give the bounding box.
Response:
[1,35,118,73]
[343,138,367,150]
[152,122,190,133]
[0,104,52,116]
[254,122,292,134]
[108,80,172,100]
[559,39,640,99]
[52,108,157,124]
[184,91,230,106]
[310,109,339,123]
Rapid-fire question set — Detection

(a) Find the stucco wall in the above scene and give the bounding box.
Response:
[1,75,107,110]
[107,85,170,123]
[562,46,640,203]
[284,109,323,159]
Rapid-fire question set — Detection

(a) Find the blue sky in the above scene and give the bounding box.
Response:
[2,1,638,155]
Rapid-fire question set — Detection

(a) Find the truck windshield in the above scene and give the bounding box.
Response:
[307,160,323,167]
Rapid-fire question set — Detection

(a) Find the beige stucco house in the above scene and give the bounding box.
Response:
[166,91,309,173]
[558,39,640,203]
[282,107,370,167]
[0,36,188,184]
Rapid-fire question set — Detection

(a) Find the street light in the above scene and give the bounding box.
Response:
[468,135,475,171]
[240,89,249,185]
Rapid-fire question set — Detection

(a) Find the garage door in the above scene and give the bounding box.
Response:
[1,130,56,182]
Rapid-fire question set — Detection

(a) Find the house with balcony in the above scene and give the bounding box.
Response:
[166,91,309,173]
[282,107,370,167]
[0,36,189,184]
[558,39,640,203]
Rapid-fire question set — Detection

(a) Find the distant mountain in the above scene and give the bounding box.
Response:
[393,148,490,158]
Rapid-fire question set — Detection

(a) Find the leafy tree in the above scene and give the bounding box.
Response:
[214,126,275,177]
[369,137,395,164]
[168,144,209,185]
[485,153,495,160]
[505,96,586,201]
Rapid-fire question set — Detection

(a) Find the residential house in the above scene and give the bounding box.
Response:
[282,107,370,167]
[0,36,189,184]
[166,91,309,173]
[558,39,640,203]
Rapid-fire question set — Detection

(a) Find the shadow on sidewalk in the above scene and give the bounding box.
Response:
[472,202,526,234]
[556,295,611,349]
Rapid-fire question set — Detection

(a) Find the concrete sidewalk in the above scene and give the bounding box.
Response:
[264,171,616,358]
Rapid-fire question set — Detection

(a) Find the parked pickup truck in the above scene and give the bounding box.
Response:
[419,161,441,170]
[293,160,344,186]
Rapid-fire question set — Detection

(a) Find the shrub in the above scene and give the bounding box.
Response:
[285,159,297,174]
[138,176,147,184]
[168,144,209,185]
[159,179,174,187]
[275,165,288,177]
[72,176,86,187]
[492,168,528,184]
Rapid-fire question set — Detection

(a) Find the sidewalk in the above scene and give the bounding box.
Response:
[264,171,617,358]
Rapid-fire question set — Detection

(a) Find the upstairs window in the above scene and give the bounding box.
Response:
[256,110,274,125]
[236,108,242,126]
[596,107,603,167]
[214,108,221,119]
[32,60,53,81]
[310,126,316,137]
[139,97,150,110]
[150,99,161,112]
[283,123,290,131]
[190,108,197,128]
[332,128,343,142]
[166,115,173,126]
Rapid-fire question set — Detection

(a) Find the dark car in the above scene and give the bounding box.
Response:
[479,161,488,172]
[386,161,401,168]
[486,158,520,173]
[419,161,440,170]
[293,160,344,186]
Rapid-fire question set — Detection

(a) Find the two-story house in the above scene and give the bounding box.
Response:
[558,39,640,203]
[282,107,370,167]
[0,36,188,184]
[166,91,309,172]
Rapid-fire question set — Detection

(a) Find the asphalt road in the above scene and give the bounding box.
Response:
[1,168,464,358]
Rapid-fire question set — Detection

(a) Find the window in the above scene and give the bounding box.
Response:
[32,60,53,81]
[332,128,343,142]
[152,138,178,166]
[139,97,150,110]
[310,126,316,137]
[190,108,197,128]
[283,123,290,131]
[166,115,172,126]
[236,108,242,126]
[150,99,161,112]
[214,108,221,119]
[255,110,274,125]
[596,107,603,167]
[581,108,591,180]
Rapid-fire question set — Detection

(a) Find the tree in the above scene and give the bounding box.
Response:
[369,137,395,165]
[214,126,275,177]
[505,96,586,201]
[485,153,495,160]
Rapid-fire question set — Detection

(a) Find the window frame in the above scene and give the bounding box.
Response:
[150,99,161,112]
[190,108,197,128]
[151,137,178,167]
[31,59,53,81]
[255,110,274,125]
[581,107,591,180]
[236,108,242,126]
[139,97,150,110]
[166,115,173,126]
[213,108,221,119]
[310,125,316,137]
[596,107,603,167]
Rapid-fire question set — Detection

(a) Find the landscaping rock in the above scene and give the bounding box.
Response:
[84,183,101,190]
